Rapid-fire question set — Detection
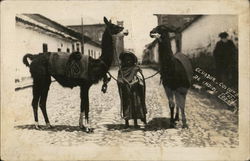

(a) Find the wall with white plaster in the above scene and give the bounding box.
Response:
[181,15,238,57]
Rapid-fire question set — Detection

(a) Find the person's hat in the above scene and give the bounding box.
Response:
[219,32,229,38]
[119,51,138,63]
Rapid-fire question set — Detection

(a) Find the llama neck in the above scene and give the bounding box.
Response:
[99,29,114,69]
[158,33,174,70]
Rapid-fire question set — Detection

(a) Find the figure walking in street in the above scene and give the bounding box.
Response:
[213,32,237,86]
[117,51,147,128]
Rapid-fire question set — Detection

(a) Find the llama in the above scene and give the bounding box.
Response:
[150,25,192,128]
[23,17,128,132]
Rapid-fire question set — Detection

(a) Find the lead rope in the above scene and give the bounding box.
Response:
[107,70,160,81]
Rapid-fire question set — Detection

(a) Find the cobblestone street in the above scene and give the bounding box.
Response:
[13,68,238,147]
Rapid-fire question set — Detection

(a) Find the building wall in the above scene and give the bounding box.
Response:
[16,23,76,54]
[113,36,125,65]
[84,43,102,59]
[171,39,177,55]
[15,22,101,80]
[16,22,77,79]
[145,15,238,65]
[181,15,238,57]
[152,43,159,63]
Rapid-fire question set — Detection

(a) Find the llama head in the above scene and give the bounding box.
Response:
[150,25,177,39]
[104,17,128,36]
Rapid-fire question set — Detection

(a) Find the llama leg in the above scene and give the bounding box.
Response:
[79,112,84,129]
[32,97,40,129]
[32,79,41,129]
[175,88,188,129]
[164,86,175,128]
[79,86,86,129]
[80,85,92,132]
[85,106,93,133]
[39,76,51,128]
[174,106,180,122]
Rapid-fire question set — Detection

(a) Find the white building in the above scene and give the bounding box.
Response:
[143,15,238,63]
[180,15,238,57]
[15,14,101,81]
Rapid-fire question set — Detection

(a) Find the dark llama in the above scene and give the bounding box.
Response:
[150,25,193,128]
[22,17,128,132]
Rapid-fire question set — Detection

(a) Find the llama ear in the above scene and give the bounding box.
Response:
[104,17,109,25]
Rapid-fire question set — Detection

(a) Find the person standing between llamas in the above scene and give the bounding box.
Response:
[117,51,147,128]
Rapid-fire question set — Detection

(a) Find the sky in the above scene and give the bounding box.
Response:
[37,1,163,59]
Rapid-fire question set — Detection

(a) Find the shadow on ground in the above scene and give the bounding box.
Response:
[145,117,172,131]
[15,117,172,133]
[15,124,90,132]
[105,117,173,132]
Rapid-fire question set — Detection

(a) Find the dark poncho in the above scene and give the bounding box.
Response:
[213,40,237,68]
[117,65,147,120]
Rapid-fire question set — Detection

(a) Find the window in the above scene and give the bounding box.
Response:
[76,43,80,52]
[42,43,48,52]
[72,44,75,52]
[88,49,91,56]
[91,50,93,57]
[66,48,70,53]
[98,31,103,41]
[176,39,180,52]
[58,48,61,52]
[94,51,96,58]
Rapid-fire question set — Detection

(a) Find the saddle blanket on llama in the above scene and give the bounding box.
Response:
[174,52,193,85]
[48,52,89,79]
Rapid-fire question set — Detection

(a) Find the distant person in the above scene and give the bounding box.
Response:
[117,51,147,128]
[213,32,237,85]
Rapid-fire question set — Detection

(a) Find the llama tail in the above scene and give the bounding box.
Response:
[23,54,35,67]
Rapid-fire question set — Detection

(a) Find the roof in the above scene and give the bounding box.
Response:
[68,24,105,28]
[154,14,202,32]
[16,14,101,48]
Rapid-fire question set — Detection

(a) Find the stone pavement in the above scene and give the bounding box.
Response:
[13,68,238,147]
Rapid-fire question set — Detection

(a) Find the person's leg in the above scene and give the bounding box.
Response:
[134,119,140,128]
[141,117,147,124]
[125,119,129,128]
[215,60,222,82]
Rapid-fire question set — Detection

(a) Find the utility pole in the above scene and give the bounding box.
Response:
[81,17,84,54]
